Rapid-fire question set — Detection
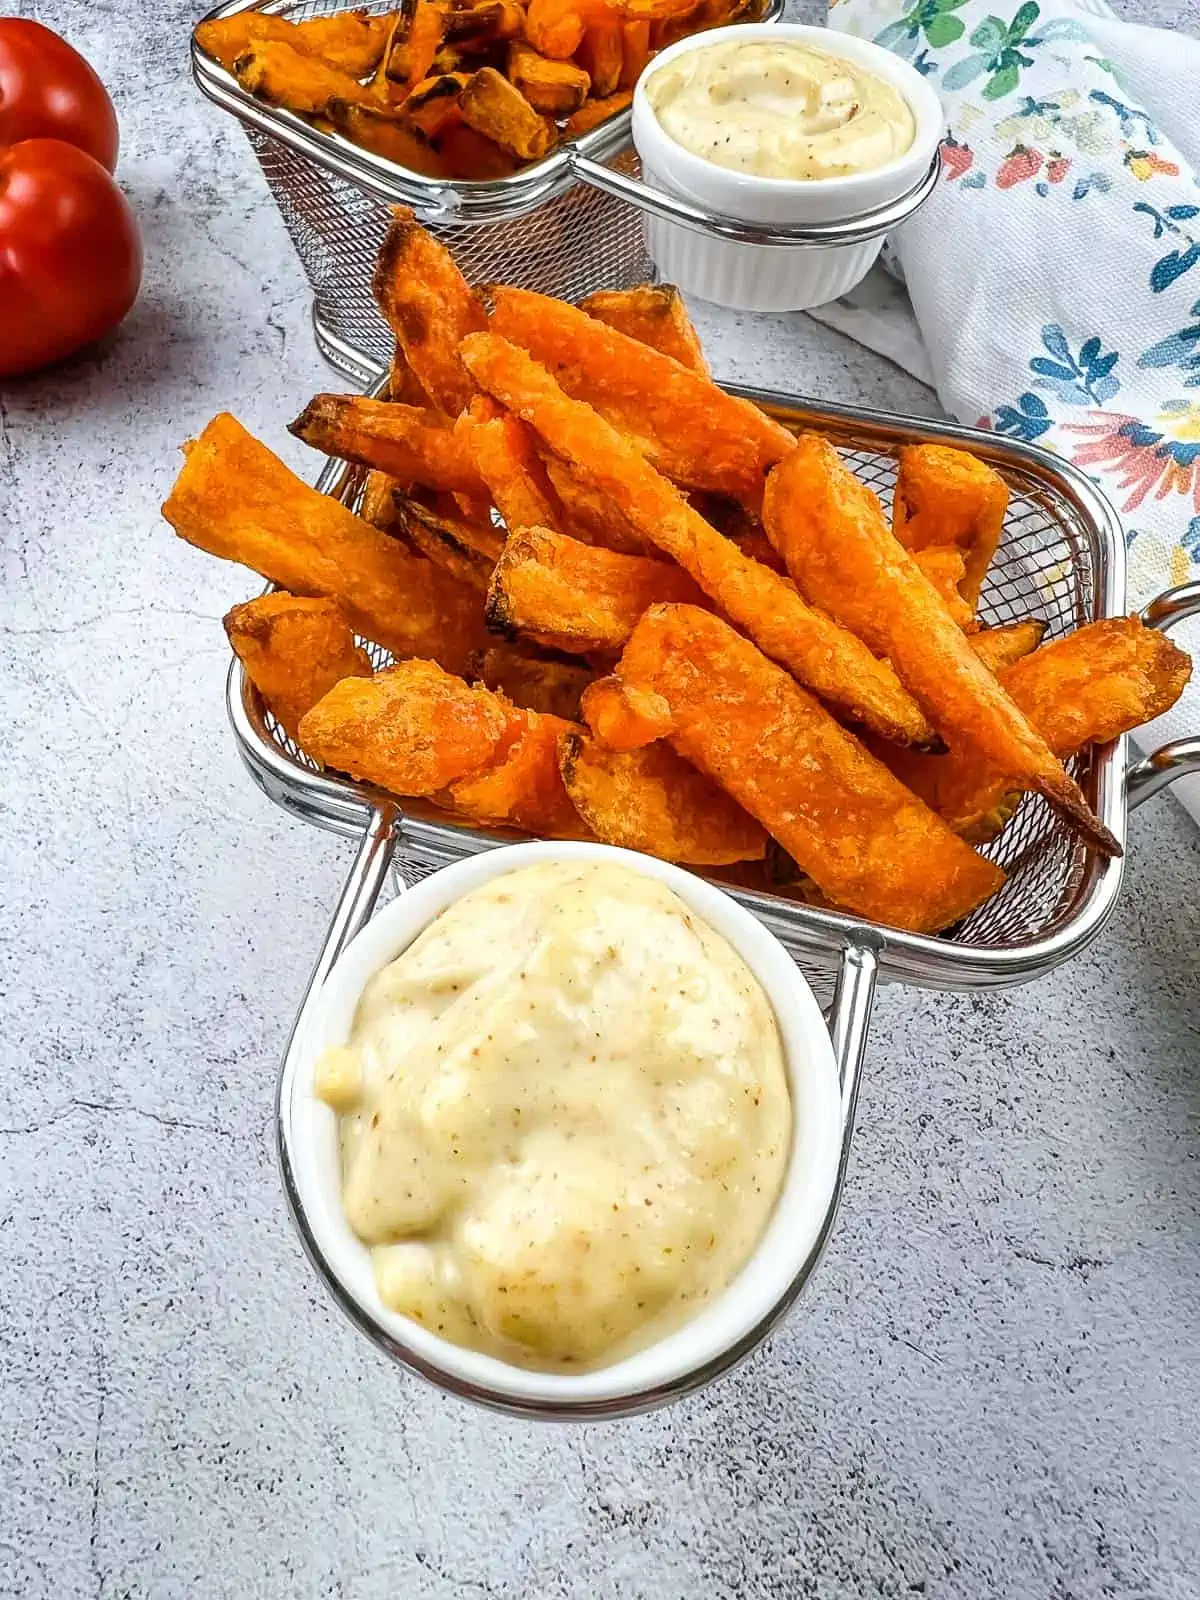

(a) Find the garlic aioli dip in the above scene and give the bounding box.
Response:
[645,38,916,180]
[315,860,790,1372]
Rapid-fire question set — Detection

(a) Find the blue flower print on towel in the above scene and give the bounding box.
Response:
[1140,299,1200,387]
[1184,516,1200,562]
[940,3,1089,100]
[873,0,971,61]
[1029,325,1120,404]
[1133,202,1200,293]
[993,391,1053,440]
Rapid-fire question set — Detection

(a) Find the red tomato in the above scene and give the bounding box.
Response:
[0,19,119,171]
[0,139,142,378]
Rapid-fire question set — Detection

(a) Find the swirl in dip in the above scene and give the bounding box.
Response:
[314,860,791,1372]
[645,38,916,180]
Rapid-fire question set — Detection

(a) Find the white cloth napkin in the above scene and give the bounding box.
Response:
[814,0,1200,819]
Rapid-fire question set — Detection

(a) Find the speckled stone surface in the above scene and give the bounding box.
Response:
[2,1,1199,1596]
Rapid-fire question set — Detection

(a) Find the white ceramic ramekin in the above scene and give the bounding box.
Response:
[279,840,843,1418]
[631,22,945,312]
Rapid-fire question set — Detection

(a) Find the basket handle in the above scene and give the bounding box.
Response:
[1127,581,1200,810]
[563,146,941,250]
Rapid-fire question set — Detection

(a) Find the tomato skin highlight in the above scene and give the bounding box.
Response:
[0,139,143,378]
[0,18,120,171]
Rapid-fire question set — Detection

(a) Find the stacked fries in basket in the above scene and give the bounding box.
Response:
[163,211,1192,937]
[194,0,763,180]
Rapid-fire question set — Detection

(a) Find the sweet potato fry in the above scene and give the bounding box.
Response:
[577,14,623,94]
[559,733,767,864]
[912,545,973,629]
[232,39,382,116]
[540,455,652,554]
[445,707,585,836]
[581,674,673,749]
[372,208,487,416]
[970,619,1047,674]
[388,343,429,406]
[474,643,596,718]
[893,443,1009,610]
[402,72,469,136]
[459,67,555,159]
[763,433,1119,855]
[486,523,704,651]
[881,617,1192,839]
[359,470,404,532]
[289,395,487,498]
[196,9,394,75]
[434,120,520,176]
[597,605,1005,934]
[299,659,510,793]
[387,0,447,94]
[488,286,793,504]
[459,402,562,531]
[580,284,709,375]
[608,0,696,15]
[446,1,526,44]
[563,88,632,135]
[506,41,591,113]
[394,496,503,590]
[524,0,608,58]
[326,99,446,174]
[618,18,650,86]
[459,333,936,745]
[163,414,485,673]
[224,593,373,740]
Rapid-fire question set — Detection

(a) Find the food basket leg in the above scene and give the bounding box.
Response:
[1127,581,1200,808]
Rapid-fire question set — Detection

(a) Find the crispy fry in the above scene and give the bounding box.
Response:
[580,284,708,375]
[882,617,1192,839]
[581,674,673,749]
[488,286,793,504]
[541,455,652,554]
[460,333,936,745]
[559,733,767,864]
[196,9,394,75]
[289,395,487,498]
[474,643,597,718]
[299,658,510,793]
[434,120,520,176]
[506,41,591,113]
[359,469,404,532]
[763,433,1119,855]
[163,414,485,673]
[224,593,373,739]
[394,496,503,590]
[563,88,632,135]
[445,707,585,835]
[618,18,651,86]
[486,523,704,651]
[608,0,696,15]
[459,402,563,531]
[524,0,608,58]
[459,66,556,159]
[597,605,1005,933]
[970,619,1047,674]
[402,71,469,135]
[577,15,623,94]
[445,1,526,44]
[912,545,973,629]
[326,99,446,174]
[372,208,487,416]
[387,0,447,94]
[893,443,1009,610]
[388,343,429,406]
[232,39,382,117]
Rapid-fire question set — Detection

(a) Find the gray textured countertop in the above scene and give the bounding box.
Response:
[3,1,1200,1595]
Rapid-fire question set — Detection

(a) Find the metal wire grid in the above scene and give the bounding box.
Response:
[254,439,1099,961]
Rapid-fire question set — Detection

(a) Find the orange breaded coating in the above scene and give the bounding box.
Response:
[196,9,394,75]
[594,605,1005,935]
[459,332,936,747]
[580,284,709,375]
[290,395,488,498]
[474,644,596,720]
[224,593,372,740]
[298,659,511,794]
[486,524,705,653]
[459,400,563,533]
[893,443,1009,609]
[486,286,794,505]
[163,414,485,674]
[372,208,487,416]
[445,708,585,837]
[763,433,1119,857]
[558,733,767,864]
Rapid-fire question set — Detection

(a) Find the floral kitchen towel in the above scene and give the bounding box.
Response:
[819,0,1200,819]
